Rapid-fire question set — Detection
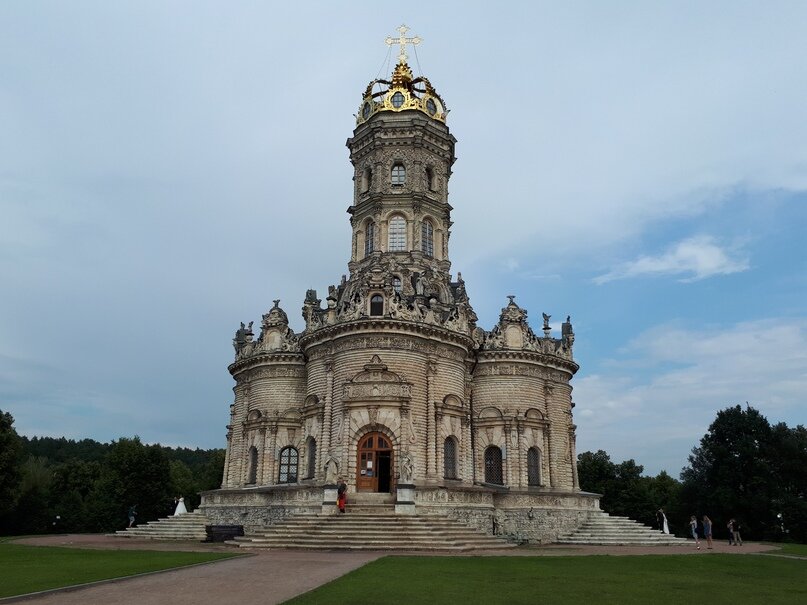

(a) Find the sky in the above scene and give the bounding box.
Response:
[2,1,806,476]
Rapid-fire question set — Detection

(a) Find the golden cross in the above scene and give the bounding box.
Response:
[385,24,421,64]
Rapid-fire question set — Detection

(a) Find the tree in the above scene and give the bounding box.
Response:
[0,410,23,520]
[87,437,172,531]
[578,450,685,533]
[680,404,806,541]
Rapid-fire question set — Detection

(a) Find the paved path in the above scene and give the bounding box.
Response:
[6,535,781,604]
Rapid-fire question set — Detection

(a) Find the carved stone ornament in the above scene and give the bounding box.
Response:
[343,355,413,403]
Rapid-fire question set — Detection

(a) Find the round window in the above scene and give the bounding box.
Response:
[391,91,405,108]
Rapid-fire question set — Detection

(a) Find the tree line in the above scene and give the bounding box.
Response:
[0,410,224,535]
[578,404,807,543]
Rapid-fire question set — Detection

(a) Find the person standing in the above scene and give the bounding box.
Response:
[656,509,665,532]
[732,519,743,546]
[127,505,137,528]
[173,496,188,516]
[727,519,735,545]
[703,515,714,549]
[660,509,670,534]
[690,515,701,550]
[336,477,347,514]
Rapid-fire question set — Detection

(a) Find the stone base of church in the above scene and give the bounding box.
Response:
[200,483,600,542]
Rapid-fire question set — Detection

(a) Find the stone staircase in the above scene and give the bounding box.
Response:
[556,511,689,546]
[113,510,209,541]
[228,494,514,551]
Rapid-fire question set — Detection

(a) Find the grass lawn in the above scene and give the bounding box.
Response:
[284,554,806,605]
[768,542,807,557]
[0,542,238,598]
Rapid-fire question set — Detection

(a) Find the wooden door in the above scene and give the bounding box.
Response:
[356,432,393,492]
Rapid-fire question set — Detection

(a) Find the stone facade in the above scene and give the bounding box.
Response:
[200,51,598,544]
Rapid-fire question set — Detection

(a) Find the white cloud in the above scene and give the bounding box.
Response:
[573,318,807,474]
[594,235,750,284]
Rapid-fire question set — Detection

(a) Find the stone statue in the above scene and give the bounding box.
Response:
[233,321,254,353]
[542,313,551,330]
[324,457,338,484]
[400,453,414,482]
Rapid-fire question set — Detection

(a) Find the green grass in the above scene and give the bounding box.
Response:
[0,543,238,598]
[768,542,807,557]
[284,555,807,605]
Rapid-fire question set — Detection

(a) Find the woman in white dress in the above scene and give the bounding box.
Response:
[173,496,188,516]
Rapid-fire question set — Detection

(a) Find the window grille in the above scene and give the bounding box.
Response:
[306,438,317,479]
[388,216,406,251]
[365,222,375,256]
[278,447,298,484]
[444,437,458,479]
[392,276,402,294]
[528,447,541,486]
[391,163,406,186]
[247,446,258,484]
[421,220,434,257]
[484,446,503,485]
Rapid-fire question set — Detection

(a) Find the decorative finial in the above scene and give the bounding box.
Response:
[507,295,516,304]
[273,299,280,308]
[385,24,421,65]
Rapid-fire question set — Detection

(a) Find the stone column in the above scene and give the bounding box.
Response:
[426,358,437,478]
[321,359,334,480]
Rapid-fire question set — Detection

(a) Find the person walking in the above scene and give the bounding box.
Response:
[703,515,714,549]
[659,509,670,534]
[336,477,347,513]
[690,515,701,550]
[127,505,137,528]
[727,519,735,545]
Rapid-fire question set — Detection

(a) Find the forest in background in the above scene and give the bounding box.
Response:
[1,404,804,541]
[0,418,223,534]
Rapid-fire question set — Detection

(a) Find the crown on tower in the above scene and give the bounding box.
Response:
[356,25,447,126]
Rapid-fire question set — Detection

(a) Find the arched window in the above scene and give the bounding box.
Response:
[391,163,406,186]
[388,216,406,251]
[528,447,541,486]
[425,167,434,191]
[306,437,317,480]
[364,221,375,257]
[278,447,298,484]
[484,446,503,485]
[247,446,258,484]
[370,294,384,316]
[444,437,458,479]
[361,167,372,193]
[392,276,402,294]
[421,220,434,257]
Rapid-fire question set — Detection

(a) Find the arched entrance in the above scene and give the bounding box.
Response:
[356,432,393,493]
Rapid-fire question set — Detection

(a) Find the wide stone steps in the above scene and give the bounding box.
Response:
[228,512,515,551]
[556,511,688,546]
[113,510,209,540]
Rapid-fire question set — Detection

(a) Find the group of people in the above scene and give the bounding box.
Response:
[687,514,742,549]
[657,508,743,550]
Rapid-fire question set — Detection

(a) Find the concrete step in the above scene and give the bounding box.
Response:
[556,511,689,546]
[231,511,514,551]
[112,511,210,541]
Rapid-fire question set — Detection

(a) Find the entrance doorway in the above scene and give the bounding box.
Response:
[356,432,393,493]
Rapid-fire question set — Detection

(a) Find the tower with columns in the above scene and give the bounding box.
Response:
[202,28,599,542]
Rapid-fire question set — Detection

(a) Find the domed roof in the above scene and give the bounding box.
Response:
[356,26,447,126]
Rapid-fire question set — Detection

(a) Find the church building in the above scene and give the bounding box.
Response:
[200,29,599,542]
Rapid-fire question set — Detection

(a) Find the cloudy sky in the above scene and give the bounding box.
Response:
[2,1,805,476]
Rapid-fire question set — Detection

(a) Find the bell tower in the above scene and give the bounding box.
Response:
[346,26,456,278]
